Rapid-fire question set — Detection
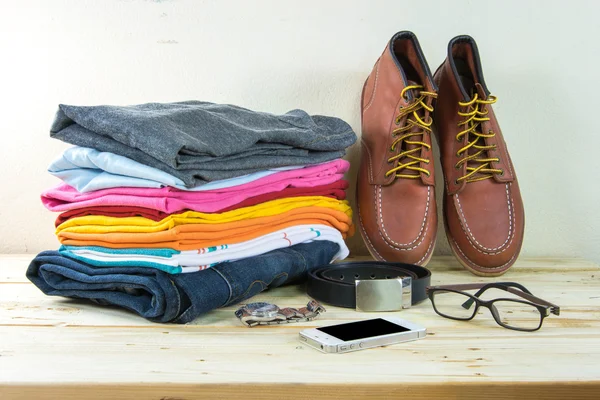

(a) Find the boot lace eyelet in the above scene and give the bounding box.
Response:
[387,85,438,181]
[454,93,499,184]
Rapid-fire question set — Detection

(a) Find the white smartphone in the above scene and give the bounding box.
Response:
[299,317,426,353]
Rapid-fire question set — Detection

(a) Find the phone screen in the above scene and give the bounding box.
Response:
[316,318,411,341]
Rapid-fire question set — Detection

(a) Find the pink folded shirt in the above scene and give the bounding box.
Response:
[42,159,349,214]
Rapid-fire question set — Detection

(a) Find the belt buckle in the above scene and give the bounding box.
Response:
[355,276,412,312]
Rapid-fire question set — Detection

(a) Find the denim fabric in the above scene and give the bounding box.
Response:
[51,102,356,186]
[27,241,339,324]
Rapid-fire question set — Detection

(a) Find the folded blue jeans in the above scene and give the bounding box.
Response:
[27,241,339,324]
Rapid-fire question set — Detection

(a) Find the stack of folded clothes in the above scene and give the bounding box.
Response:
[28,101,356,323]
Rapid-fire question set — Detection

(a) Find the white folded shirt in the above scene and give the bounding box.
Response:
[59,224,349,274]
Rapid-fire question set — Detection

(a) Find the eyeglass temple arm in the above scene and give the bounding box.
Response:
[460,282,529,309]
[427,282,531,293]
[459,282,560,314]
[473,282,533,300]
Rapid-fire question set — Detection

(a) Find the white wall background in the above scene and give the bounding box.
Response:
[1,0,599,262]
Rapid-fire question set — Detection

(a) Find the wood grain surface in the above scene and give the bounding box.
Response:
[1,255,599,399]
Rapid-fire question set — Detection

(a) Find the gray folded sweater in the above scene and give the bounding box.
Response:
[51,101,356,187]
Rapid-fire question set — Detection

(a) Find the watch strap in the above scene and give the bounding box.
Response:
[236,300,326,327]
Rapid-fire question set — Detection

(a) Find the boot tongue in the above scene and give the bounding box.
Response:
[404,80,421,101]
[474,82,487,100]
[405,80,425,132]
[388,80,427,181]
[463,82,490,182]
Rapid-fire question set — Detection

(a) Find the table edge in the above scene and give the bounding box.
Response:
[2,381,600,400]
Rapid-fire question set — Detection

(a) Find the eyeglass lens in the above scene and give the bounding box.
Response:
[432,290,477,320]
[490,300,543,330]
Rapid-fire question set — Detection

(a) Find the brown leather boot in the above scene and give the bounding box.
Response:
[357,31,438,266]
[433,35,525,276]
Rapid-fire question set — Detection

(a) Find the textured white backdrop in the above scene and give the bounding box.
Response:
[0,0,598,262]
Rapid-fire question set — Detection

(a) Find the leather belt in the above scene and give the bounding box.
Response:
[307,262,431,312]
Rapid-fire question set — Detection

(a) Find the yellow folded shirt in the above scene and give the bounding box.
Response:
[56,196,352,235]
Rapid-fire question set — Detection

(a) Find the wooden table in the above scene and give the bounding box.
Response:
[1,255,599,399]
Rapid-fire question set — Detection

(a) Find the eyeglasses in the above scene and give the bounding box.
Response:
[425,282,560,331]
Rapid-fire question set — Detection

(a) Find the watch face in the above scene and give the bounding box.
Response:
[247,302,280,318]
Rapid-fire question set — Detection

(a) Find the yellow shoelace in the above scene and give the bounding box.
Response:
[385,85,437,179]
[455,94,504,183]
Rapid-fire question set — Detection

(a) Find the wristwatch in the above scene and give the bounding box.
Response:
[235,300,326,327]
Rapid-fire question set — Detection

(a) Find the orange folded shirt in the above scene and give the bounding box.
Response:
[57,206,354,250]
